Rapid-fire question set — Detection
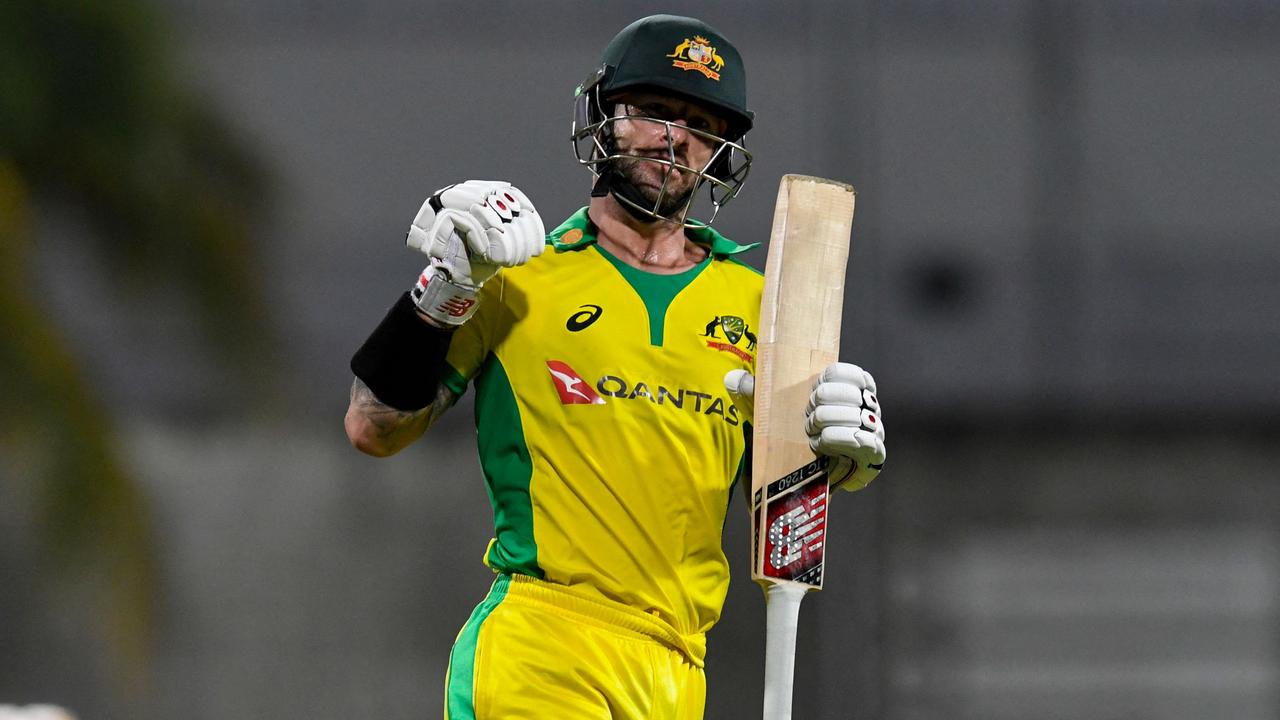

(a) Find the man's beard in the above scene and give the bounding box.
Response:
[612,155,697,218]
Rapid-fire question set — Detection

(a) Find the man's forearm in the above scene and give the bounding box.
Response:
[345,377,453,456]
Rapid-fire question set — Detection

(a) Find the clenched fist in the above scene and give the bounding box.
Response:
[805,362,885,492]
[404,180,545,325]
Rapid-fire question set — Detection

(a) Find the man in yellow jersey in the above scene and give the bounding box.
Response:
[344,14,887,720]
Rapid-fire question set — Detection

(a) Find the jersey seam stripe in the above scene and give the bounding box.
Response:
[442,363,469,396]
[474,354,543,577]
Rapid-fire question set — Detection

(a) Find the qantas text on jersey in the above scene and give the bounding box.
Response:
[547,360,742,426]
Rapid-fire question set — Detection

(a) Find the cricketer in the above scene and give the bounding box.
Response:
[345,14,887,719]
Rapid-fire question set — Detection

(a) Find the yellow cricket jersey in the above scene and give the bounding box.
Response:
[442,208,763,648]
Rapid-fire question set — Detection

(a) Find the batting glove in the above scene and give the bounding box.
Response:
[405,180,545,325]
[806,362,885,492]
[724,368,755,422]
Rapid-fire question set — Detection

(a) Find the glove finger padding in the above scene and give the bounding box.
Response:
[436,180,509,210]
[817,361,877,392]
[426,228,498,288]
[503,185,535,212]
[813,426,886,462]
[407,198,486,260]
[808,379,878,411]
[817,426,886,493]
[463,196,509,263]
[830,457,880,493]
[512,212,544,263]
[427,209,486,264]
[805,405,862,434]
[805,362,886,492]
[469,195,512,229]
[504,186,547,260]
[477,219,532,266]
[406,196,439,254]
[465,190,545,267]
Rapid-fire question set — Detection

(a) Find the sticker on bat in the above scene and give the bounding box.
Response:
[760,457,829,585]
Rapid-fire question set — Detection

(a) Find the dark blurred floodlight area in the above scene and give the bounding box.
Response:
[2,0,1279,719]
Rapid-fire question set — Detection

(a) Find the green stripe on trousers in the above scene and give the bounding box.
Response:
[445,575,511,720]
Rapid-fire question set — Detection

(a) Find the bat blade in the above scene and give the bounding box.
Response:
[751,174,856,592]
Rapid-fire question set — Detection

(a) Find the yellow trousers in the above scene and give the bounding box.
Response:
[444,574,707,720]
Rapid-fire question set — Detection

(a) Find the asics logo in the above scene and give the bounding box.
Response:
[566,304,603,332]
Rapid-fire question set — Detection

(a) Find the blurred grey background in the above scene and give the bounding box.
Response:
[2,1,1278,718]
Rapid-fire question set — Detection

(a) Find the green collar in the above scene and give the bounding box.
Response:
[548,207,758,257]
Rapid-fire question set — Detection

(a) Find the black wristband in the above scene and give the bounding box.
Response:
[351,292,454,411]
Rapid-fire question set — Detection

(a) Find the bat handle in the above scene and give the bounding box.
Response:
[763,582,807,720]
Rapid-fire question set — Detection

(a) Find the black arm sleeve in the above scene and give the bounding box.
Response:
[350,292,455,411]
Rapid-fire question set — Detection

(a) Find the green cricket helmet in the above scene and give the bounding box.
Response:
[571,14,754,227]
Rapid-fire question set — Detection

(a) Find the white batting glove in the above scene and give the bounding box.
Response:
[724,368,755,422]
[405,180,545,325]
[806,362,885,492]
[725,364,885,491]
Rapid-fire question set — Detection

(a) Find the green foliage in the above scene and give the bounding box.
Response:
[1,0,273,698]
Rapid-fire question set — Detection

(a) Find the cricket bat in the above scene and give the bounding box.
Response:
[751,174,856,720]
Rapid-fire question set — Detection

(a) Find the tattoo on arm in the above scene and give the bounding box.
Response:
[350,377,456,441]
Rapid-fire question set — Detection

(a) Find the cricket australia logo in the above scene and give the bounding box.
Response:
[701,315,756,361]
[546,360,605,405]
[666,35,724,81]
